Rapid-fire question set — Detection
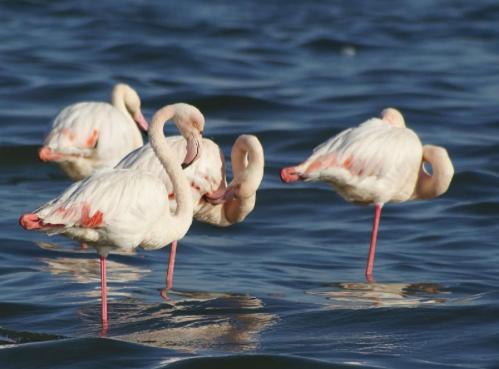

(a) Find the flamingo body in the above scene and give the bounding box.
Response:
[117,137,225,215]
[117,134,265,226]
[20,169,187,254]
[117,133,264,293]
[40,84,148,180]
[282,117,423,204]
[280,108,454,279]
[20,104,197,326]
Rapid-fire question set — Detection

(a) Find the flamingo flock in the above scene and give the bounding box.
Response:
[19,83,454,327]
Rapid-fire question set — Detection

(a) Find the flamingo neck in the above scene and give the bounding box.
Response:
[413,145,454,200]
[111,84,133,119]
[224,135,264,224]
[149,106,193,242]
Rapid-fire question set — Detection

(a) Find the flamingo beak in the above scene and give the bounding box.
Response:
[181,134,202,169]
[204,186,238,205]
[133,111,149,132]
[280,167,301,183]
[39,146,63,162]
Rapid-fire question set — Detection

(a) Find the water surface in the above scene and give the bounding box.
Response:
[1,1,499,368]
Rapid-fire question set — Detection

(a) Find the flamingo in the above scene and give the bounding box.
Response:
[39,83,149,180]
[117,133,264,292]
[280,108,454,280]
[19,103,201,327]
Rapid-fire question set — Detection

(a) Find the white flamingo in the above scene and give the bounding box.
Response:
[280,108,454,281]
[19,104,201,326]
[117,133,264,292]
[39,83,149,180]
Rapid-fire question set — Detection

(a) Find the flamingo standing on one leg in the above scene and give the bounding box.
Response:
[280,108,454,281]
[39,83,149,180]
[117,133,264,292]
[19,104,199,327]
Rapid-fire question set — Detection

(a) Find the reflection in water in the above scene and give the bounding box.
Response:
[307,282,449,309]
[37,242,150,300]
[36,242,275,348]
[113,291,276,352]
[41,257,150,284]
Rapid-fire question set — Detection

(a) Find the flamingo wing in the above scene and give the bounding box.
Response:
[29,169,169,249]
[301,118,423,203]
[43,102,143,171]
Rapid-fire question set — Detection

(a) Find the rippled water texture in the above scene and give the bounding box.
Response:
[1,1,499,368]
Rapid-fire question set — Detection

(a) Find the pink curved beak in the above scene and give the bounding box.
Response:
[133,111,149,132]
[39,146,63,162]
[204,186,237,205]
[182,134,202,169]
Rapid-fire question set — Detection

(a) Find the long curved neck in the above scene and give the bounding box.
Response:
[412,145,454,200]
[224,135,264,224]
[150,106,193,230]
[111,84,133,119]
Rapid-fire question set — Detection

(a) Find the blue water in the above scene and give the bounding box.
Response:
[1,1,499,368]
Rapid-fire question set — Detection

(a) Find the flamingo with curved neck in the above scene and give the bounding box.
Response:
[280,108,454,281]
[39,83,149,180]
[202,134,265,225]
[19,104,195,327]
[117,130,265,293]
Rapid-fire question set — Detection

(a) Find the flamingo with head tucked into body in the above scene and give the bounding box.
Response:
[280,108,454,280]
[19,103,203,326]
[117,128,264,293]
[39,83,149,180]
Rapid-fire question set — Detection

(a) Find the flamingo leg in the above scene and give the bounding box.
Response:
[365,203,383,280]
[166,240,177,290]
[100,256,108,327]
[161,241,177,300]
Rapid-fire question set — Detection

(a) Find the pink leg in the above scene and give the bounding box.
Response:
[166,240,177,289]
[100,256,108,326]
[161,241,177,299]
[365,203,383,280]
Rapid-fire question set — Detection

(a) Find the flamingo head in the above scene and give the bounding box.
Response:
[280,166,301,183]
[38,146,63,162]
[133,110,149,132]
[380,108,406,128]
[171,103,205,169]
[113,83,149,132]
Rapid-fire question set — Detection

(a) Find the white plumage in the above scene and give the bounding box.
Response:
[117,132,264,294]
[281,108,454,279]
[39,84,148,180]
[117,134,265,227]
[117,137,225,215]
[301,117,423,204]
[20,104,200,325]
[31,169,182,253]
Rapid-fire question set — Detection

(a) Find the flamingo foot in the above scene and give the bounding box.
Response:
[280,167,301,183]
[160,288,171,301]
